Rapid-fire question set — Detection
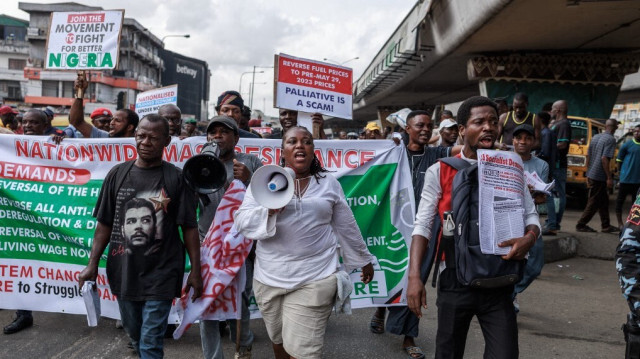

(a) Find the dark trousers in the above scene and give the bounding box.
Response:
[577,178,611,229]
[616,183,640,215]
[435,269,518,359]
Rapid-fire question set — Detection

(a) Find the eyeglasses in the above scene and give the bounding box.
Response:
[166,117,182,124]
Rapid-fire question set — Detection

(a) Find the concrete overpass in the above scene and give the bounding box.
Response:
[353,0,640,120]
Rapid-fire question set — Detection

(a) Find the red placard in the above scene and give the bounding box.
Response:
[277,55,352,95]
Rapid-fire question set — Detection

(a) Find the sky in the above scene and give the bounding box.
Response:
[0,0,417,118]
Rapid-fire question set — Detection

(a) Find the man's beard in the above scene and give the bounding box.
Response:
[110,127,128,138]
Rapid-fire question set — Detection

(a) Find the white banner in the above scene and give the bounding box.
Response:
[135,85,178,116]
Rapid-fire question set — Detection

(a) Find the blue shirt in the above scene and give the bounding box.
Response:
[617,138,640,184]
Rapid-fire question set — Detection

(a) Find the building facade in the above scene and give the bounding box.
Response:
[18,2,163,114]
[159,48,210,121]
[0,14,29,104]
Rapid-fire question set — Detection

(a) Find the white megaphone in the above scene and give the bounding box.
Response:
[250,165,296,209]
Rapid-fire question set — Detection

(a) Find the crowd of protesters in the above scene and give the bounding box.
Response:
[2,85,640,359]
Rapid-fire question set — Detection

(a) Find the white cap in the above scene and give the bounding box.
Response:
[439,119,458,132]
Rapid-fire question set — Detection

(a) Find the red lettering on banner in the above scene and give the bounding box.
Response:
[0,264,33,278]
[123,144,136,161]
[164,144,178,162]
[37,267,80,282]
[344,150,358,169]
[98,287,116,301]
[327,149,342,168]
[245,146,260,157]
[0,161,89,185]
[179,145,193,162]
[261,147,274,165]
[67,13,105,23]
[0,280,13,292]
[360,151,374,165]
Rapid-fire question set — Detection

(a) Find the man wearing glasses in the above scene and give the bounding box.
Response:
[158,104,184,137]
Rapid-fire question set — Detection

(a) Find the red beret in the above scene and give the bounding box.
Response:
[90,108,112,120]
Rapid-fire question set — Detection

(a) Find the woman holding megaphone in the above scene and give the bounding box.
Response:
[235,126,375,359]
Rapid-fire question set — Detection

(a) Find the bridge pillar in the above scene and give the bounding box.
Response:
[468,53,640,118]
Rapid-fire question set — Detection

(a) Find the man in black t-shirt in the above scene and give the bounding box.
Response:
[544,100,572,234]
[79,114,202,358]
[370,110,456,359]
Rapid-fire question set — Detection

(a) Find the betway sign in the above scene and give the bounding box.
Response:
[176,63,197,79]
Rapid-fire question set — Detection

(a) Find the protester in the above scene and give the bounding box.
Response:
[494,98,509,117]
[240,106,262,138]
[616,125,640,230]
[544,100,572,234]
[370,110,455,359]
[181,118,200,138]
[511,124,548,312]
[576,119,619,233]
[0,105,18,131]
[234,126,374,359]
[496,93,540,149]
[158,104,183,137]
[407,96,540,358]
[198,116,262,359]
[436,119,459,147]
[273,108,327,139]
[616,187,640,357]
[215,91,259,138]
[78,114,202,358]
[338,130,347,139]
[439,109,454,122]
[41,107,64,136]
[3,109,50,335]
[365,122,383,139]
[347,131,358,139]
[91,108,113,132]
[67,73,138,138]
[535,112,556,181]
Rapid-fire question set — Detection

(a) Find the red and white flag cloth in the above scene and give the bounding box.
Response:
[173,180,253,339]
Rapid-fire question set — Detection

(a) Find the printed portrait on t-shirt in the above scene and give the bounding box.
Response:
[122,198,157,251]
[114,188,171,256]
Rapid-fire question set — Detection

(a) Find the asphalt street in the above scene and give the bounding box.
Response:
[0,200,632,358]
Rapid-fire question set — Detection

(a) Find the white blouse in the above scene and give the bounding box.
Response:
[234,173,374,289]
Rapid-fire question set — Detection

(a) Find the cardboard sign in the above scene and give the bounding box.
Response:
[135,85,178,116]
[45,10,124,70]
[275,53,353,119]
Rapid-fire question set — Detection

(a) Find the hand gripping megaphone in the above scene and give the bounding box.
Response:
[250,165,296,209]
[183,142,227,194]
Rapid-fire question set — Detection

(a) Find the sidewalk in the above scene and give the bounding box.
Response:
[541,195,631,262]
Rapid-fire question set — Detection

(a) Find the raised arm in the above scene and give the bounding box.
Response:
[69,72,93,138]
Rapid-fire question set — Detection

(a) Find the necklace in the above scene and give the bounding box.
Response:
[512,111,530,125]
[294,176,312,199]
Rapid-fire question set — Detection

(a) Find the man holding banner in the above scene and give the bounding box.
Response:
[198,116,263,359]
[78,114,202,358]
[3,109,50,335]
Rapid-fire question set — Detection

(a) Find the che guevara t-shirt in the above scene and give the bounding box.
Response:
[94,162,197,301]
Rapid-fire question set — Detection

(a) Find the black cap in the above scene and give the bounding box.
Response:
[207,115,239,135]
[513,124,535,137]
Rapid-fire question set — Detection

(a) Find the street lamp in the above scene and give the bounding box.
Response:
[323,57,359,65]
[239,71,263,94]
[162,34,190,42]
[249,66,273,109]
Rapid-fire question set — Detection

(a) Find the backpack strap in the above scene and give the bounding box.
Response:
[113,161,136,195]
[440,156,471,171]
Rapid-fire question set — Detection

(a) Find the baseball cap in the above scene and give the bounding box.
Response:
[248,119,261,127]
[0,106,18,116]
[438,119,458,132]
[365,122,381,132]
[207,115,239,135]
[90,107,113,120]
[184,118,197,125]
[513,124,535,137]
